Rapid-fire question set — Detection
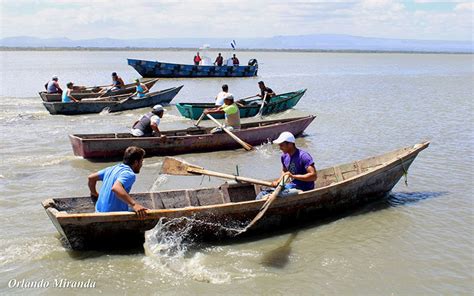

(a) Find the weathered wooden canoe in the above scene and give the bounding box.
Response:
[42,86,183,115]
[42,141,429,250]
[128,58,258,78]
[176,89,307,120]
[69,116,316,159]
[39,79,159,102]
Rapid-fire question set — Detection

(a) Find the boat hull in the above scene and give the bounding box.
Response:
[176,89,306,120]
[128,58,258,78]
[69,116,316,159]
[42,142,429,250]
[42,86,183,115]
[39,79,159,102]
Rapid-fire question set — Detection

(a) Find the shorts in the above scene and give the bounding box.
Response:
[255,184,302,200]
[131,129,144,137]
[210,125,235,134]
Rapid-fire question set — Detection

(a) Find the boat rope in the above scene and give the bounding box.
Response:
[199,175,211,185]
[399,157,409,186]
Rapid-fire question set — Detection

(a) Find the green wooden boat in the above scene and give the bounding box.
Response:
[176,89,306,120]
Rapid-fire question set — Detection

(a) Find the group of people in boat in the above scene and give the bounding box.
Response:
[89,79,316,217]
[44,72,149,102]
[193,52,240,66]
[88,130,317,217]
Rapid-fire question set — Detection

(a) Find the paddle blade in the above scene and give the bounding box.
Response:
[160,157,204,176]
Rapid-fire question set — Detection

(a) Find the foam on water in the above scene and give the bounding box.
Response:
[143,218,234,284]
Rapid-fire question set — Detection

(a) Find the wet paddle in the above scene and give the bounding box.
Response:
[194,113,206,126]
[236,176,289,235]
[256,93,267,117]
[206,114,253,151]
[160,157,273,187]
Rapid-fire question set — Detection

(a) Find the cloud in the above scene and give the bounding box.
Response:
[0,0,472,41]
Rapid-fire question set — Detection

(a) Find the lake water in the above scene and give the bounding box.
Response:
[0,50,472,295]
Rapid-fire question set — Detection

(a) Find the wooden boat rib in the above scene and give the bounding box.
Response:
[69,116,316,159]
[176,89,307,120]
[42,85,183,115]
[128,58,258,78]
[42,141,429,250]
[39,78,159,102]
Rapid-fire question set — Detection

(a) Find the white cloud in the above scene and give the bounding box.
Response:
[0,0,472,41]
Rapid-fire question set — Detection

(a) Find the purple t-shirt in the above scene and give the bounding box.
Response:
[281,149,315,191]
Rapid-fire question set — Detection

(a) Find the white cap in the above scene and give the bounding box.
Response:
[224,93,234,100]
[273,131,296,144]
[52,75,58,80]
[152,104,164,112]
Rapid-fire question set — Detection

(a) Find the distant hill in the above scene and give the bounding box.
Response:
[0,34,472,53]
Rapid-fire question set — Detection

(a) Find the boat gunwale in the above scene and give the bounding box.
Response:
[69,115,316,142]
[43,85,183,106]
[45,141,430,223]
[177,89,307,110]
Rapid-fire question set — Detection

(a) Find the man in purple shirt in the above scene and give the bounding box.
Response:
[256,132,317,200]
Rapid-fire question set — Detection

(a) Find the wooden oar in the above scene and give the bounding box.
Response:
[206,114,253,151]
[194,113,206,126]
[236,176,289,235]
[256,93,268,117]
[160,157,273,187]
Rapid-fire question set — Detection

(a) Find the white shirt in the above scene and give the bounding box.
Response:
[215,91,229,106]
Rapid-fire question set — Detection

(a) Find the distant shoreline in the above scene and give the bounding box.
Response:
[0,47,471,54]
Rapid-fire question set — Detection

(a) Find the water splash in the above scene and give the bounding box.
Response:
[99,107,111,115]
[148,174,168,191]
[143,217,237,284]
[255,140,279,159]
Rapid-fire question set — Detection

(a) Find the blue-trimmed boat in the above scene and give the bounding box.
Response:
[43,86,183,115]
[176,89,306,120]
[128,58,258,78]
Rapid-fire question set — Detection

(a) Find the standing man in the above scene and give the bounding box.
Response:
[204,94,241,133]
[88,146,148,218]
[232,54,240,66]
[45,75,63,94]
[214,53,224,66]
[194,52,202,65]
[215,84,229,106]
[131,104,166,137]
[256,132,317,200]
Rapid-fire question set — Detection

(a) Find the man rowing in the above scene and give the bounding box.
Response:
[88,146,148,219]
[257,81,276,102]
[45,75,63,94]
[204,94,241,133]
[131,78,149,99]
[131,104,166,138]
[256,131,317,200]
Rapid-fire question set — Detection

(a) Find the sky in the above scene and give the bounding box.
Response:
[0,0,472,41]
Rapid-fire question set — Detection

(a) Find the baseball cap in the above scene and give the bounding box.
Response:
[273,132,296,144]
[152,104,164,112]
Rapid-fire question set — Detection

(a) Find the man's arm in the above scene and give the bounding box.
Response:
[88,172,100,198]
[204,107,224,114]
[111,181,148,219]
[283,165,317,182]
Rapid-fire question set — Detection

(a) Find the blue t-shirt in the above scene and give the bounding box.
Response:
[281,149,315,191]
[95,163,136,212]
[62,91,73,103]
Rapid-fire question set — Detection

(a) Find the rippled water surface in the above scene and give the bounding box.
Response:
[0,50,472,295]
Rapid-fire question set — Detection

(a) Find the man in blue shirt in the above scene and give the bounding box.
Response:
[256,132,317,200]
[88,146,148,219]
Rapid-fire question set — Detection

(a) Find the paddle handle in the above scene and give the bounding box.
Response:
[205,114,253,151]
[237,94,258,101]
[188,167,273,187]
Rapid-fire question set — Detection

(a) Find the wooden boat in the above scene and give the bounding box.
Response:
[176,89,307,120]
[42,141,429,250]
[128,58,258,78]
[39,79,159,102]
[42,86,183,115]
[69,116,316,159]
